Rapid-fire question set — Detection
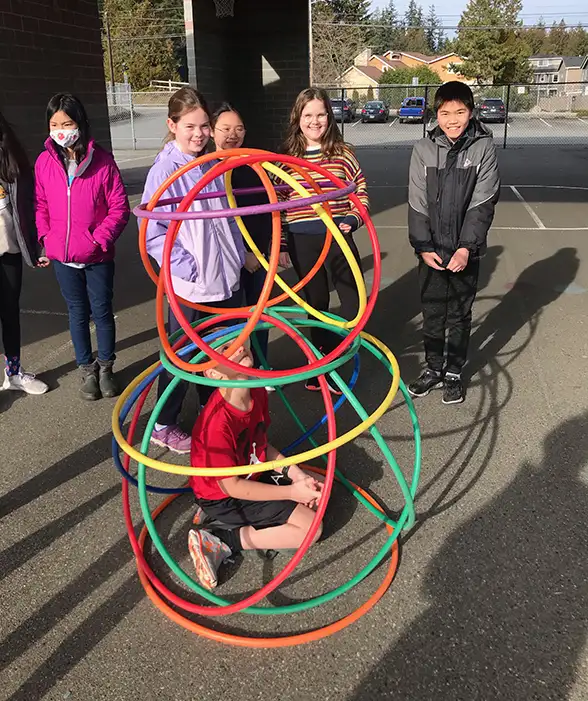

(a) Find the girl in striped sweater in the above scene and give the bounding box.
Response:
[281,88,369,393]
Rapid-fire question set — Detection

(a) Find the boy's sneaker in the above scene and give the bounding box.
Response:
[305,375,342,396]
[407,369,443,398]
[3,369,49,395]
[150,425,191,454]
[188,528,231,591]
[442,373,465,405]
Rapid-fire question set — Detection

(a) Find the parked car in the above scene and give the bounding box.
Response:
[361,100,390,123]
[330,98,355,123]
[476,97,506,123]
[398,97,428,123]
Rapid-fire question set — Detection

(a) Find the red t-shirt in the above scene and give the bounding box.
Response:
[189,387,270,500]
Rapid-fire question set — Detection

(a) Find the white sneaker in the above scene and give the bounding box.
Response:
[3,369,49,395]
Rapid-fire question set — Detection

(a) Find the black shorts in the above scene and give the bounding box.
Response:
[196,471,296,530]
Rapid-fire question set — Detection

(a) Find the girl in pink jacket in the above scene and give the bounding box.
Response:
[35,93,129,400]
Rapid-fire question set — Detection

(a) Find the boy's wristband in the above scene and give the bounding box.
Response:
[281,465,290,479]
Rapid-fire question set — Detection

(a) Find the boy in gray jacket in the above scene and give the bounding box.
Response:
[407,81,500,404]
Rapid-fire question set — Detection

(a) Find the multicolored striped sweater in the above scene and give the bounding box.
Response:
[281,144,369,237]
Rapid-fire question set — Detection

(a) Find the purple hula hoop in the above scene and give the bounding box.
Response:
[133,181,356,221]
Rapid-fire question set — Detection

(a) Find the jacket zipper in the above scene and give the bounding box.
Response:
[65,182,72,262]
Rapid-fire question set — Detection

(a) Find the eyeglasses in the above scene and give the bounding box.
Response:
[214,126,246,135]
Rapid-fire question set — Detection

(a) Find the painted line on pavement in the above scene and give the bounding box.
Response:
[389,118,397,127]
[349,119,361,128]
[539,118,553,128]
[368,184,588,191]
[22,309,68,317]
[509,185,546,229]
[576,117,588,126]
[115,154,156,165]
[374,225,588,231]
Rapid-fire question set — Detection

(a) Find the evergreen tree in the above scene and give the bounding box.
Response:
[370,0,402,54]
[523,17,547,55]
[545,20,568,56]
[425,5,444,54]
[565,24,588,56]
[404,0,424,28]
[455,0,532,83]
[322,0,371,23]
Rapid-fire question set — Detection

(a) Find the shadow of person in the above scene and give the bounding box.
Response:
[466,247,579,383]
[477,243,503,293]
[348,409,588,700]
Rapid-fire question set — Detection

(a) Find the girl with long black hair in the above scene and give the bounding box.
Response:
[0,111,48,396]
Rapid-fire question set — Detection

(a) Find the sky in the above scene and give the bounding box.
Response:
[370,0,588,28]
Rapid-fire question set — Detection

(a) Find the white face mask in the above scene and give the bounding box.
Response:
[50,128,80,148]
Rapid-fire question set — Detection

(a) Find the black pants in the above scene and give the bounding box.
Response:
[418,259,479,375]
[156,290,242,426]
[288,231,362,354]
[0,253,23,359]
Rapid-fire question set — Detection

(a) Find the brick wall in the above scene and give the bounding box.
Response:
[191,0,310,150]
[0,0,110,159]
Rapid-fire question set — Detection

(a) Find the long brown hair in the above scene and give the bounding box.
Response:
[164,87,212,144]
[282,87,344,159]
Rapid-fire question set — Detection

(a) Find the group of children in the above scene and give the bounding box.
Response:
[0,80,498,590]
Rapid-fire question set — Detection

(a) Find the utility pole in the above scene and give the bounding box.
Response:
[104,11,115,91]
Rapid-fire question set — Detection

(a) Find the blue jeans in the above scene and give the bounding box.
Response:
[54,261,116,366]
[241,267,269,367]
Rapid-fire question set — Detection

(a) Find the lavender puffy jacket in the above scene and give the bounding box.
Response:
[35,138,130,264]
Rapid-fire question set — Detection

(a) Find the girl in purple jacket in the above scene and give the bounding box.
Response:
[35,94,130,401]
[142,87,244,454]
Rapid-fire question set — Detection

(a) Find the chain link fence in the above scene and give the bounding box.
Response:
[323,82,588,149]
[107,90,170,150]
[108,83,588,151]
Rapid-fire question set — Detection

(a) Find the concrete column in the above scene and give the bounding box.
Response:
[191,0,310,149]
[184,0,198,87]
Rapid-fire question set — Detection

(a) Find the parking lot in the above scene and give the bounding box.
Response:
[110,105,588,150]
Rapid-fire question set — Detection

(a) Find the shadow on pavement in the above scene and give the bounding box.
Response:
[348,409,588,701]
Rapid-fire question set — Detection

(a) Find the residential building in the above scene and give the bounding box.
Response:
[339,49,467,97]
[558,57,584,93]
[582,56,588,84]
[382,51,466,83]
[529,54,587,96]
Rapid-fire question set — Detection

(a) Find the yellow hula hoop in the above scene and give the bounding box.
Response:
[225,161,367,330]
[112,332,400,477]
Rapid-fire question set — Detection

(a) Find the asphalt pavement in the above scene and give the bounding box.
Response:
[1,146,588,701]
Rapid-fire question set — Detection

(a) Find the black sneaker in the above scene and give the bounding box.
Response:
[407,368,443,398]
[442,373,465,405]
[305,375,343,395]
[79,362,100,401]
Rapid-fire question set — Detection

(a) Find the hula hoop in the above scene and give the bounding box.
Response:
[114,147,422,647]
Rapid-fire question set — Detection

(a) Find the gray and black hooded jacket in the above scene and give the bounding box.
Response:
[408,119,500,266]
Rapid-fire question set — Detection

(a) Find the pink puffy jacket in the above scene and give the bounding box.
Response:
[35,138,129,264]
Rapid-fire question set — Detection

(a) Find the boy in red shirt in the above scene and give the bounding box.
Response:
[188,333,323,590]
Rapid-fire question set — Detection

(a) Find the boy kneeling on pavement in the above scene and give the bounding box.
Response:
[188,331,323,590]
